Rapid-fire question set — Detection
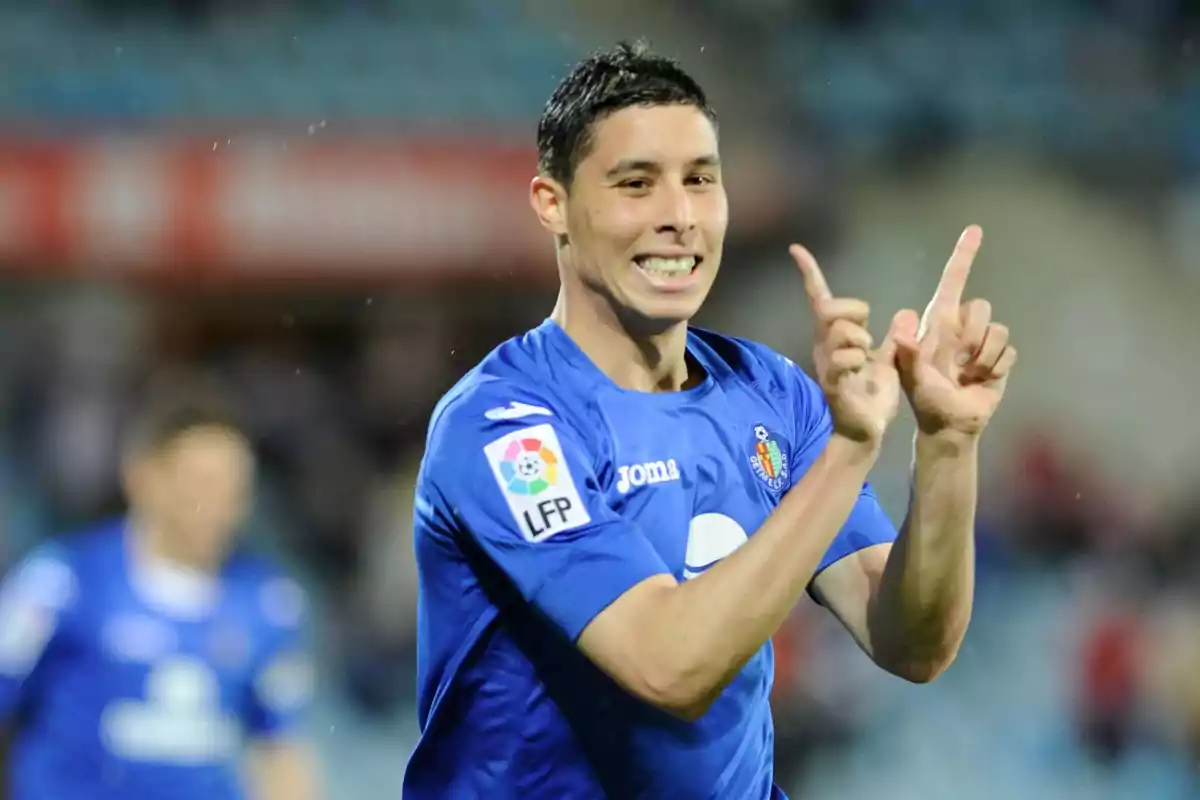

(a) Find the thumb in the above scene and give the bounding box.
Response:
[878,309,919,365]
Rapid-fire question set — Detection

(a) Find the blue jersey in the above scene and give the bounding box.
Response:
[0,520,312,800]
[405,319,897,800]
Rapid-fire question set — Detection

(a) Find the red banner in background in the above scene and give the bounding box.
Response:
[0,135,795,284]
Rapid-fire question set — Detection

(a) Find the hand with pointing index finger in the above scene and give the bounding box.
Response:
[790,243,917,447]
[897,225,1017,439]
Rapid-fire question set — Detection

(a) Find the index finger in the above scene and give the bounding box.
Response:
[930,224,983,311]
[789,243,833,307]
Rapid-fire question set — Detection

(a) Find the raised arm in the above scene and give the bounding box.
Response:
[813,226,1016,682]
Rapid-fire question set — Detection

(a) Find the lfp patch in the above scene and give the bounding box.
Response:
[483,424,591,542]
[748,423,789,492]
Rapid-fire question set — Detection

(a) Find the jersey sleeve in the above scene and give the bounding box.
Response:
[0,545,77,720]
[780,354,899,577]
[423,389,672,642]
[244,576,314,740]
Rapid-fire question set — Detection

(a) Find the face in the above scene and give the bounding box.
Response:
[532,103,729,328]
[126,426,254,565]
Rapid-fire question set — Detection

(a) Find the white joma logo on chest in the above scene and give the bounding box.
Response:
[616,459,680,494]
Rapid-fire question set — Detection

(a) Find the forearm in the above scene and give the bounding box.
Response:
[650,434,878,708]
[870,432,978,681]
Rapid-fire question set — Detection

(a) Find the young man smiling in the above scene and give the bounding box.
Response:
[405,40,1016,799]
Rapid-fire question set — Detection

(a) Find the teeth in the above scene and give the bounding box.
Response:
[638,256,696,277]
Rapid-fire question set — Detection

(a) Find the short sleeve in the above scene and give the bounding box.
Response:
[0,545,77,719]
[778,354,898,577]
[424,392,672,642]
[244,577,314,740]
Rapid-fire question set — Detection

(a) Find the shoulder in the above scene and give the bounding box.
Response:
[420,366,610,533]
[430,374,561,444]
[67,518,132,565]
[0,540,80,674]
[426,329,590,458]
[690,328,822,401]
[423,373,591,498]
[5,519,127,599]
[1,540,78,611]
[223,552,308,633]
[691,329,829,444]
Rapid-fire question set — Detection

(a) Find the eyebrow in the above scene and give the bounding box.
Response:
[604,154,721,179]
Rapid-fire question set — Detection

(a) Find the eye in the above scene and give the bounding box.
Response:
[687,174,717,186]
[619,178,651,190]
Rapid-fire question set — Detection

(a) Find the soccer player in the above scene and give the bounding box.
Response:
[406,41,1016,799]
[0,384,319,800]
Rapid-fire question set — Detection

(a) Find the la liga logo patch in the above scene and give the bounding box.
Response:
[748,423,789,492]
[483,423,591,542]
[497,436,559,496]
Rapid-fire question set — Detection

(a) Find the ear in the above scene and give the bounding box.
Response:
[529,174,569,237]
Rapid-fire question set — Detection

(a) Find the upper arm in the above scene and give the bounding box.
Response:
[244,578,314,742]
[0,547,76,720]
[811,541,892,656]
[575,572,680,705]
[427,392,673,696]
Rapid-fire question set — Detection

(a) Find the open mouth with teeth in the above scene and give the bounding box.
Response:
[633,255,702,279]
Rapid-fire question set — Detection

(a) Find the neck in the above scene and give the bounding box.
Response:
[550,280,692,393]
[130,514,215,574]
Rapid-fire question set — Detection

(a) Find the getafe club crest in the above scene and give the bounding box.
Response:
[748,423,789,492]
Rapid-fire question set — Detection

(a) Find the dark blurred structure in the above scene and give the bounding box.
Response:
[0,0,1198,796]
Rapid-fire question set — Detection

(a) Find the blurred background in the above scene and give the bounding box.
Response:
[0,0,1197,797]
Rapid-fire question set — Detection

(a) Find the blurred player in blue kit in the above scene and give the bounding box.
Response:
[407,41,1017,799]
[0,383,319,800]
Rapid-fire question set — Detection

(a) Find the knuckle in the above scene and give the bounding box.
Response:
[829,319,863,344]
[822,299,869,321]
[832,348,866,370]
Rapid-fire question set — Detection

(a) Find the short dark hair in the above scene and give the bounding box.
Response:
[537,40,717,188]
[122,375,246,458]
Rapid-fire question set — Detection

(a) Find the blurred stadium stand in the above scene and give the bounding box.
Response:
[0,1,1198,797]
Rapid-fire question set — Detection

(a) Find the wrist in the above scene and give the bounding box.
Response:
[914,429,980,460]
[828,431,883,467]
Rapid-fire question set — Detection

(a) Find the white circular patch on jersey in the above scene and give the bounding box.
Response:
[148,659,219,709]
[683,513,749,581]
[101,657,238,764]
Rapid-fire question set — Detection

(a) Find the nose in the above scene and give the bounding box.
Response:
[655,181,696,234]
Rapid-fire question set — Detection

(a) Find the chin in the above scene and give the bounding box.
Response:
[625,296,705,332]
